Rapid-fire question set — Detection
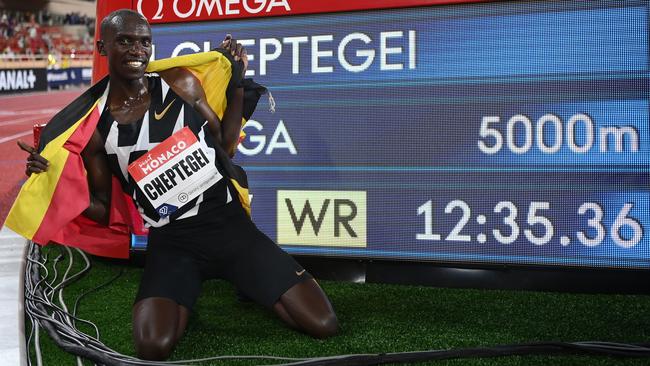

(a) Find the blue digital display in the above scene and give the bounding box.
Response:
[150,0,650,268]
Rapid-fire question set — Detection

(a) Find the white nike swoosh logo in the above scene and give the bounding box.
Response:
[296,269,306,276]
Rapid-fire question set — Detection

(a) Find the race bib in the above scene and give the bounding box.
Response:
[128,127,222,218]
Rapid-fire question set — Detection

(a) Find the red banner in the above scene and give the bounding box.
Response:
[135,0,497,24]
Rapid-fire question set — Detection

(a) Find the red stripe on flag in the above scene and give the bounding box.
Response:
[63,106,101,153]
[32,150,90,245]
[33,105,132,258]
[31,106,101,244]
[51,215,130,259]
[48,176,131,259]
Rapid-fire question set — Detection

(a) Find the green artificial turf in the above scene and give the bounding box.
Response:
[29,245,650,366]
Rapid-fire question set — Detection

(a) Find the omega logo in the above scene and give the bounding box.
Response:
[137,0,291,21]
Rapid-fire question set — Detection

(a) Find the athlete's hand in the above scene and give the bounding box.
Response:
[17,140,49,176]
[220,34,248,79]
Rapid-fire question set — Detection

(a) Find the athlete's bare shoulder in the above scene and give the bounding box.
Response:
[157,67,207,109]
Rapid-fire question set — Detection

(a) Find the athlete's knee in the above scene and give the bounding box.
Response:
[132,297,186,360]
[309,310,339,339]
[134,332,176,361]
[279,279,339,338]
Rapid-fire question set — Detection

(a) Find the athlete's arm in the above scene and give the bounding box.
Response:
[219,35,247,158]
[160,35,247,158]
[80,129,112,225]
[159,68,227,148]
[19,133,112,225]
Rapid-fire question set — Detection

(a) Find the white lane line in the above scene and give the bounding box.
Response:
[0,109,59,116]
[0,89,80,101]
[0,131,32,145]
[0,115,50,127]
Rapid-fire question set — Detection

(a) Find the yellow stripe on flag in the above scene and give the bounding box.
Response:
[5,102,98,239]
[147,51,226,73]
[148,51,248,140]
[195,60,231,119]
[148,51,233,118]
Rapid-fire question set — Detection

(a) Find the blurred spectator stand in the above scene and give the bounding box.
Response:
[0,6,93,92]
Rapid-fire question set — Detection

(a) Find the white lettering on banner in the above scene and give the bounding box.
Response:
[255,31,415,75]
[312,35,334,74]
[137,0,290,21]
[198,0,224,16]
[242,0,266,13]
[47,72,68,82]
[260,38,282,76]
[162,31,416,76]
[174,0,195,18]
[225,0,239,15]
[339,33,374,72]
[81,68,92,79]
[0,70,37,91]
[238,119,297,156]
[381,31,404,70]
[139,140,188,174]
[283,36,308,74]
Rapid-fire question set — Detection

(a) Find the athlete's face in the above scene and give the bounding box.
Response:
[98,16,152,81]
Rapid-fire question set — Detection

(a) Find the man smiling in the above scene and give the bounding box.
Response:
[11,9,338,361]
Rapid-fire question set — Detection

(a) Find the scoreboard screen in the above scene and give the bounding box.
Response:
[144,0,649,269]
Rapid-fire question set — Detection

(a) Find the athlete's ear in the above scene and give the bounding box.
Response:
[97,40,106,56]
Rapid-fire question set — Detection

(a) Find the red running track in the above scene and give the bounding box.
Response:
[0,89,82,226]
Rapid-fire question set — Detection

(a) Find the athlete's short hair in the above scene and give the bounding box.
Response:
[100,9,149,39]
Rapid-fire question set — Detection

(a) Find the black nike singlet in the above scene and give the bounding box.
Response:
[97,75,231,227]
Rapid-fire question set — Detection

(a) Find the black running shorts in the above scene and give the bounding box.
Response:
[134,201,312,310]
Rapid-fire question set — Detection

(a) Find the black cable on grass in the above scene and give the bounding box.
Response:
[72,268,124,340]
[31,290,126,365]
[72,268,124,326]
[264,342,650,366]
[25,242,305,366]
[24,240,650,366]
[27,249,136,365]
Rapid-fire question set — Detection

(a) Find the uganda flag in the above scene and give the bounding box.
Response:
[5,49,265,258]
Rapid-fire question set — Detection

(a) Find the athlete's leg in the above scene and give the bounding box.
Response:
[273,279,338,338]
[132,239,199,360]
[273,300,299,330]
[132,297,190,360]
[214,200,338,338]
